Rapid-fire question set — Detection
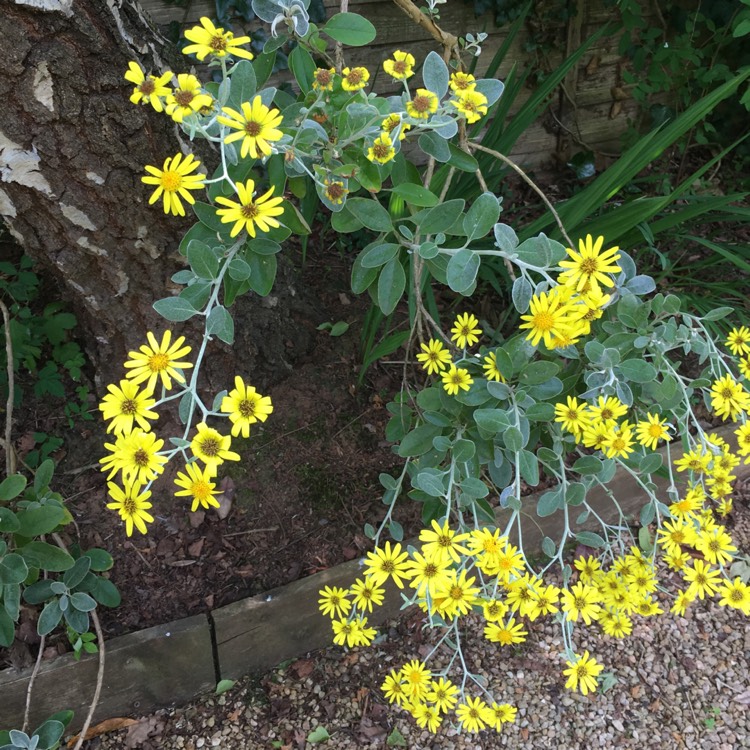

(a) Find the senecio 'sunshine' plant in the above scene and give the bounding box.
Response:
[110,1,750,738]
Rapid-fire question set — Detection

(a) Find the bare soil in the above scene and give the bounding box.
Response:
[3,238,423,666]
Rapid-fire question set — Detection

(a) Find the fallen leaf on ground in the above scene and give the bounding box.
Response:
[189,510,205,528]
[291,658,314,678]
[214,476,235,519]
[67,717,138,746]
[188,538,205,557]
[124,716,166,748]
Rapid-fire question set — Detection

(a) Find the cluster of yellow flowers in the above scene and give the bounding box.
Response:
[127,23,493,224]
[320,316,750,733]
[519,234,621,350]
[554,394,672,459]
[125,18,286,229]
[320,465,749,732]
[414,235,622,396]
[124,18,253,119]
[415,311,499,395]
[711,330,750,490]
[312,59,490,167]
[318,521,524,733]
[98,331,272,535]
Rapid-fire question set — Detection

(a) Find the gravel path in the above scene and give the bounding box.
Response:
[93,485,750,750]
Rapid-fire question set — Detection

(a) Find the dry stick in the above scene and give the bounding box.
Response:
[456,123,517,281]
[71,609,105,750]
[223,526,279,538]
[22,634,46,733]
[0,298,36,733]
[389,0,458,57]
[49,532,106,750]
[1,300,15,476]
[438,166,456,203]
[334,0,348,72]
[469,141,575,249]
[403,154,443,385]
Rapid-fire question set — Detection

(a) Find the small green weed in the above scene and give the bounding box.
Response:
[0,252,90,418]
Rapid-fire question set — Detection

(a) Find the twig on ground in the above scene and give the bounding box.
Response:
[331,410,368,440]
[223,527,280,537]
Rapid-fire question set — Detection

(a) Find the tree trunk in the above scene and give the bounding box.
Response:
[0,0,309,390]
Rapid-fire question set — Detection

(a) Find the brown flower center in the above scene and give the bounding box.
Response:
[200,438,219,456]
[121,398,137,415]
[238,399,256,417]
[210,34,228,51]
[413,94,432,112]
[315,70,332,86]
[325,182,346,201]
[134,448,150,467]
[241,202,259,219]
[174,89,195,107]
[580,258,599,274]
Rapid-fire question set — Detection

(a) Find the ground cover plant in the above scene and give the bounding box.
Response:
[3,0,750,745]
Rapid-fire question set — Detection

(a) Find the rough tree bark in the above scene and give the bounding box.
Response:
[0,0,310,389]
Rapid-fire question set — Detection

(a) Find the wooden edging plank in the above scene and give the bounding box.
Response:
[1,423,745,727]
[0,614,214,732]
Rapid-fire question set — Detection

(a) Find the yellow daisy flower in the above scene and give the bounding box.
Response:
[217,96,284,159]
[183,16,254,60]
[174,462,221,512]
[142,152,205,217]
[341,66,369,91]
[220,375,273,438]
[190,422,241,475]
[312,67,336,91]
[383,50,415,80]
[106,480,155,536]
[563,650,604,695]
[165,73,213,122]
[124,62,173,112]
[366,133,396,164]
[123,330,193,391]
[406,88,438,119]
[99,379,158,435]
[450,312,482,348]
[416,338,451,374]
[558,234,621,292]
[215,179,285,238]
